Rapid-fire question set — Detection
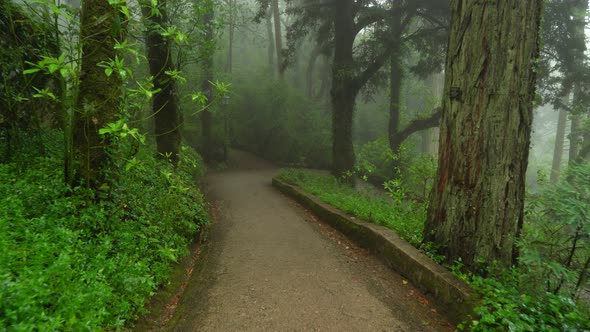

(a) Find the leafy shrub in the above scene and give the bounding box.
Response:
[277,168,425,245]
[521,163,590,299]
[355,137,436,201]
[0,146,208,331]
[457,267,589,331]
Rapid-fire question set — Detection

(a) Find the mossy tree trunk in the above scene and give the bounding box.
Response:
[72,0,122,188]
[142,0,182,164]
[424,0,543,270]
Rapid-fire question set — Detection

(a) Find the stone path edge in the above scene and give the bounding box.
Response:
[272,177,480,325]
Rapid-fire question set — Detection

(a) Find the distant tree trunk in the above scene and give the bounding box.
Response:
[424,0,542,271]
[266,7,275,75]
[142,0,182,164]
[421,72,444,154]
[388,43,403,154]
[330,0,356,180]
[226,0,235,74]
[271,0,283,79]
[569,112,581,163]
[388,14,440,174]
[201,0,214,163]
[568,0,588,164]
[306,44,321,99]
[551,95,569,183]
[72,0,122,188]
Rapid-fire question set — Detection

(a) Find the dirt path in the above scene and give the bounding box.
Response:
[165,151,453,331]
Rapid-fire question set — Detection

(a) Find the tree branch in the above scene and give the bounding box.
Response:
[395,106,442,142]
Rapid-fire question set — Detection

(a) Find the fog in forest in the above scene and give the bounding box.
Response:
[1,0,589,330]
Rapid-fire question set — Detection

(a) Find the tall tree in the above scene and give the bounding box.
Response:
[142,0,182,164]
[424,0,543,270]
[200,0,215,163]
[550,94,569,183]
[72,0,123,187]
[271,0,284,78]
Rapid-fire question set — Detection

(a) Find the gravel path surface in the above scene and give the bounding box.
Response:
[165,151,453,332]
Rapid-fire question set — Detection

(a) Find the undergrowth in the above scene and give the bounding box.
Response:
[277,167,590,332]
[276,168,424,246]
[0,145,208,331]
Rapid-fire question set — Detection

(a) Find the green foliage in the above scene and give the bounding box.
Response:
[457,267,589,331]
[521,163,590,298]
[456,164,590,331]
[277,168,424,245]
[0,143,208,331]
[355,138,436,201]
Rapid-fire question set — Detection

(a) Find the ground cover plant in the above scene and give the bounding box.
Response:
[277,168,425,246]
[0,142,208,331]
[277,167,590,331]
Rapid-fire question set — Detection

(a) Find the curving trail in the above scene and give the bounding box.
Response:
[164,150,453,331]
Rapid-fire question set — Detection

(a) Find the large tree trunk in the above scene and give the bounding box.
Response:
[330,0,356,180]
[550,95,569,183]
[72,0,122,188]
[271,0,283,79]
[424,0,542,271]
[201,0,214,163]
[142,0,182,164]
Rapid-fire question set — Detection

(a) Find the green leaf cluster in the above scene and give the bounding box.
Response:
[0,144,208,330]
[277,169,425,246]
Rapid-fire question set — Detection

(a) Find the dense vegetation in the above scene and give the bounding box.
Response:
[278,167,590,331]
[0,139,208,330]
[2,0,590,330]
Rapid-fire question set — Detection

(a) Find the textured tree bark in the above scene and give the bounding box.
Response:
[550,98,568,183]
[72,0,122,188]
[330,0,356,180]
[142,0,182,164]
[271,0,283,79]
[201,0,214,163]
[424,0,543,270]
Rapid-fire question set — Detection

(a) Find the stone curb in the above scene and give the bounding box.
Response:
[272,177,479,325]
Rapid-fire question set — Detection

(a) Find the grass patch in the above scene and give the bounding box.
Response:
[277,168,425,246]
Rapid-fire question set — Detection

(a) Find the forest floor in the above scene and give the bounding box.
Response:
[138,150,454,332]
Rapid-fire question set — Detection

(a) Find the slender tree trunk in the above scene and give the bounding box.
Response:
[201,0,214,163]
[72,0,122,188]
[424,0,543,271]
[142,0,182,164]
[422,72,443,154]
[271,0,283,79]
[551,95,569,183]
[306,44,321,99]
[330,0,356,180]
[388,43,403,154]
[569,113,581,163]
[226,0,234,74]
[266,7,275,75]
[568,0,588,164]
